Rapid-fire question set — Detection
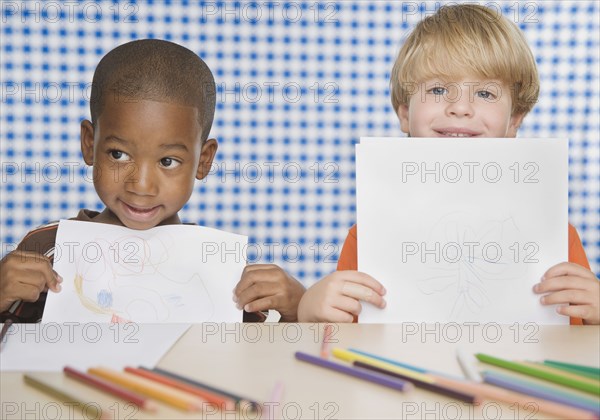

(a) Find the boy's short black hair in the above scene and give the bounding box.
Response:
[90,39,216,141]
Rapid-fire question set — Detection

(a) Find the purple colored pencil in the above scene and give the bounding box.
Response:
[294,352,414,392]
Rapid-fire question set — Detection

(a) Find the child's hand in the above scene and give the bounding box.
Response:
[533,262,600,325]
[0,250,62,312]
[297,271,386,322]
[234,264,306,322]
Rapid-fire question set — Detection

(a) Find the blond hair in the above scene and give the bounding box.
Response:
[390,4,539,116]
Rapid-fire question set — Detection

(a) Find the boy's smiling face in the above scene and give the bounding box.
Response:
[81,98,217,230]
[397,78,525,138]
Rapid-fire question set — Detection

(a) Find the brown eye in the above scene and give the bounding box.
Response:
[160,157,180,168]
[109,150,129,161]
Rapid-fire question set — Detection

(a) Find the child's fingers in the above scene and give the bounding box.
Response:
[338,271,386,296]
[341,281,386,308]
[555,304,599,323]
[11,282,47,303]
[539,289,592,306]
[534,276,594,293]
[235,281,278,309]
[542,261,595,281]
[320,307,355,323]
[242,295,275,313]
[234,264,278,296]
[332,296,363,316]
[47,270,63,292]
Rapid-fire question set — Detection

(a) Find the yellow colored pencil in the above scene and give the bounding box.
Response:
[331,348,435,383]
[88,367,204,411]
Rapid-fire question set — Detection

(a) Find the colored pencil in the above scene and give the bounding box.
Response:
[266,381,284,420]
[124,366,235,410]
[430,374,598,420]
[456,348,482,382]
[24,374,108,419]
[527,362,600,382]
[353,360,479,404]
[88,367,204,411]
[295,351,414,392]
[331,348,434,383]
[544,360,600,376]
[64,366,158,412]
[482,370,600,417]
[347,347,465,380]
[476,353,600,395]
[348,347,429,373]
[150,366,259,411]
[539,362,600,381]
[320,324,333,358]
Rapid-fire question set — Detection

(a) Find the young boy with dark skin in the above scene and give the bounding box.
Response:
[0,39,305,323]
[297,4,599,325]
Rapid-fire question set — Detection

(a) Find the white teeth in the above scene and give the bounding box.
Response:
[441,132,472,137]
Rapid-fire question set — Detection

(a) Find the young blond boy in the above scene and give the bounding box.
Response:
[298,4,599,325]
[0,39,305,323]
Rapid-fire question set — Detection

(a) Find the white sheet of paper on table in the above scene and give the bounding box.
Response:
[356,138,568,324]
[42,221,246,323]
[0,323,191,371]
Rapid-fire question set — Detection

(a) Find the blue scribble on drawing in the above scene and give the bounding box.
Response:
[97,289,113,308]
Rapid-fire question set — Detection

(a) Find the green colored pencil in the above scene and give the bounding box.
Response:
[544,360,600,377]
[535,362,600,381]
[24,374,105,419]
[475,353,600,396]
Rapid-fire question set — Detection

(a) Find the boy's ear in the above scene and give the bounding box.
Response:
[397,104,410,134]
[81,120,95,165]
[196,138,218,180]
[507,112,526,137]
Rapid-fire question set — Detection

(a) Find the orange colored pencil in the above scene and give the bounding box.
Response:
[124,367,235,410]
[88,367,204,412]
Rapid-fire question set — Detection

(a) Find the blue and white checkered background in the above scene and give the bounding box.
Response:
[1,1,599,283]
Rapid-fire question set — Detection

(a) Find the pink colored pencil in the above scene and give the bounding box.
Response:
[321,324,333,358]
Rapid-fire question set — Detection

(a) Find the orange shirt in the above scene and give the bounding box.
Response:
[337,224,591,325]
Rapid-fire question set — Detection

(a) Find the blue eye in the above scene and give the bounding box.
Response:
[430,87,447,95]
[477,90,495,99]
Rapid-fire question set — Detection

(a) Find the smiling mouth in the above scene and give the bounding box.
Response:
[122,202,160,218]
[435,130,480,137]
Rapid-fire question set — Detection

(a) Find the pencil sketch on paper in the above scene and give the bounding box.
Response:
[415,212,527,319]
[71,234,215,322]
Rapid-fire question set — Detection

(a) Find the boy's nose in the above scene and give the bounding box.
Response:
[124,164,159,196]
[446,93,474,117]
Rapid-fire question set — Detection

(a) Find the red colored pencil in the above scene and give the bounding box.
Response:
[124,367,235,410]
[63,366,158,412]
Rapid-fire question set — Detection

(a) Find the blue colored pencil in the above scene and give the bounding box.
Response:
[482,371,600,417]
[295,352,413,392]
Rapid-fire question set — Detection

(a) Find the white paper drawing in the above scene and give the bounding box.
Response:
[43,221,246,323]
[357,138,569,324]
